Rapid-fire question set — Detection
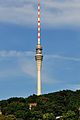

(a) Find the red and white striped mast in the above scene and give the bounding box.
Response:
[38,3,40,45]
[35,2,43,96]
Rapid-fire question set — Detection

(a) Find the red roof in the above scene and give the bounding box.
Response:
[29,103,37,106]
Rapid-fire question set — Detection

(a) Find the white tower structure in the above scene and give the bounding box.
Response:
[35,3,43,96]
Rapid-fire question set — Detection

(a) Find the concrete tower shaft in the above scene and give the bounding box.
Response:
[35,3,43,96]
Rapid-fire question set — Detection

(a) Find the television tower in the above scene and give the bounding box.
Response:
[35,3,43,96]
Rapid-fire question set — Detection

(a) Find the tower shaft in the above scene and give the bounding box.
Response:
[37,60,42,95]
[35,3,43,96]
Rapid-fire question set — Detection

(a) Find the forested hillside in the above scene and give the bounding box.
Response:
[0,90,80,120]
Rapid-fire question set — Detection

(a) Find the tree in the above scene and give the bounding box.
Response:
[62,110,76,120]
[4,114,17,120]
[43,113,55,120]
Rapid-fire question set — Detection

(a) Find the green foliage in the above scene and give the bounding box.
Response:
[43,113,55,120]
[0,114,17,120]
[0,90,80,120]
[62,110,76,120]
[4,114,17,120]
[0,115,4,120]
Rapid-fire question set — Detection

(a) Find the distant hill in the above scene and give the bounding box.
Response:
[0,90,80,120]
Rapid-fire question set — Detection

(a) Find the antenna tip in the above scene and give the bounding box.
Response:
[38,3,40,7]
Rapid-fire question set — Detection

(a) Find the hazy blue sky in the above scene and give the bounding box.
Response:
[0,0,80,100]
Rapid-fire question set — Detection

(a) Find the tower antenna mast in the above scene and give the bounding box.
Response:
[38,3,40,45]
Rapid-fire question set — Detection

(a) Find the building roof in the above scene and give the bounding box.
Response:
[29,103,37,106]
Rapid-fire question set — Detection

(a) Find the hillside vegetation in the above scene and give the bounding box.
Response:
[0,90,80,120]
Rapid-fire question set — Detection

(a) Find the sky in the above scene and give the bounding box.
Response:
[0,0,80,100]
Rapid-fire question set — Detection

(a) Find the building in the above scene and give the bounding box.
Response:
[29,103,37,110]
